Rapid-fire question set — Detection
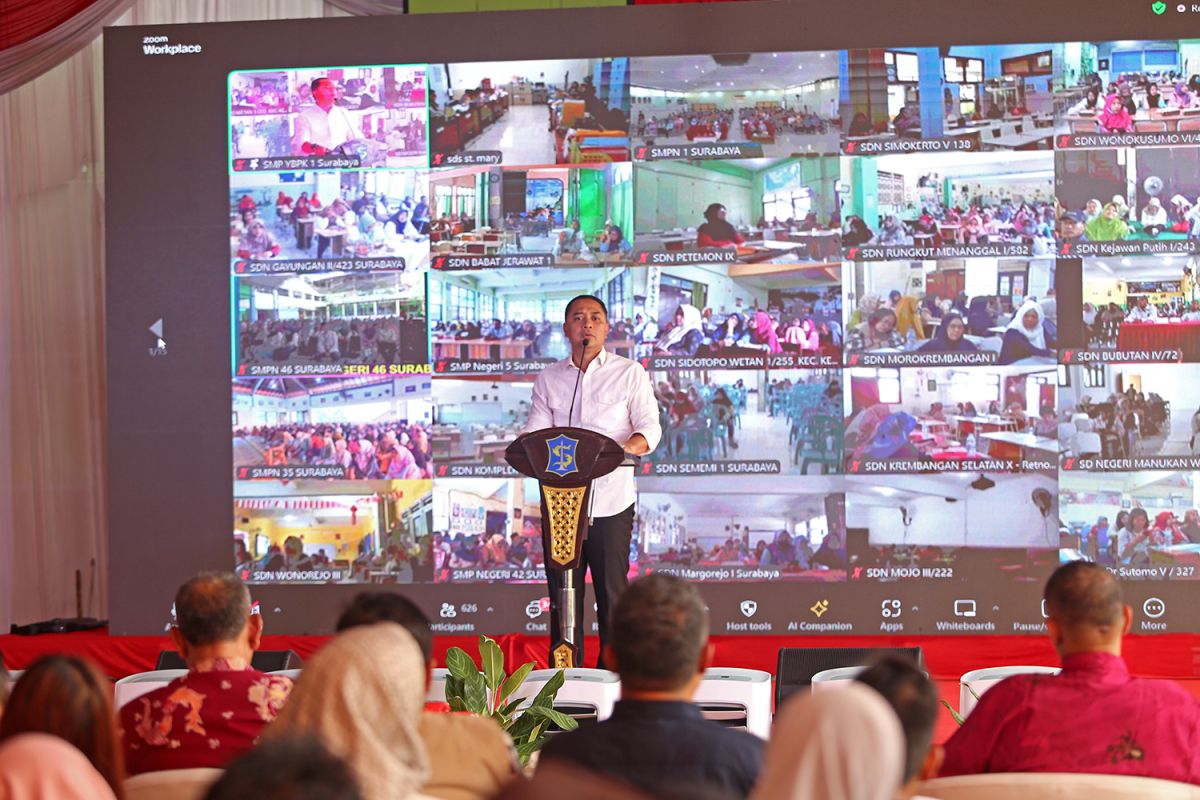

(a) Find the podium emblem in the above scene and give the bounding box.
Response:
[545,434,580,477]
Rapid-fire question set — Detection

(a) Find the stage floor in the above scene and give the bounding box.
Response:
[4,629,1199,744]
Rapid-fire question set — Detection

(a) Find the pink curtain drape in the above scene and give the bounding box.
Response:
[0,0,352,632]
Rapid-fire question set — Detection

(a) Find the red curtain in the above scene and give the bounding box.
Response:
[0,0,101,50]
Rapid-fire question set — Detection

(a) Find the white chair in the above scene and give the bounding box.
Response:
[959,665,1059,718]
[269,668,302,681]
[124,768,224,800]
[917,772,1200,799]
[1073,431,1102,458]
[1074,417,1094,433]
[427,667,450,703]
[809,665,866,690]
[521,668,620,722]
[691,667,773,739]
[114,670,188,709]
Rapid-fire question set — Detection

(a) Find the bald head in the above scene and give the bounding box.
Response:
[1044,561,1125,642]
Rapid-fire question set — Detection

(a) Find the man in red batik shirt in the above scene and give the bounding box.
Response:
[119,572,293,775]
[941,560,1200,784]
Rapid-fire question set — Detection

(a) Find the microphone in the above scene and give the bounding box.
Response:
[568,337,589,428]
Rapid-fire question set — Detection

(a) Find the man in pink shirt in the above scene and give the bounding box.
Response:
[941,561,1200,784]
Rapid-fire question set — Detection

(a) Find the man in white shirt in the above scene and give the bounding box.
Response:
[523,295,662,666]
[1125,296,1158,323]
[1183,300,1200,322]
[292,77,356,156]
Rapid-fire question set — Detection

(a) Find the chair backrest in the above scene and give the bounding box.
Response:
[1073,417,1094,433]
[114,670,189,709]
[775,647,923,707]
[522,668,621,722]
[155,650,301,672]
[1179,118,1200,131]
[959,665,1059,717]
[1070,119,1097,134]
[1135,120,1169,133]
[916,772,1200,799]
[268,668,302,681]
[125,768,224,800]
[690,667,773,739]
[810,665,867,690]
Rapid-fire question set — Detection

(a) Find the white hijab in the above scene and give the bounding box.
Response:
[1006,300,1047,351]
[267,623,431,800]
[657,303,703,349]
[751,683,904,800]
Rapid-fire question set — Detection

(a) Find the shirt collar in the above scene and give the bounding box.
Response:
[610,699,706,722]
[565,347,610,373]
[1060,651,1130,683]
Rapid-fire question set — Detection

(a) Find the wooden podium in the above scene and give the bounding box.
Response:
[505,426,625,668]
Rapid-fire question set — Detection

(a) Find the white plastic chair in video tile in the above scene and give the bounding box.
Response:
[959,665,1059,718]
[114,669,188,709]
[810,665,868,691]
[691,667,773,739]
[521,668,620,722]
[269,669,302,681]
[427,667,450,704]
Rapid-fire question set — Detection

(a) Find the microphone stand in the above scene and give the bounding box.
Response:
[560,337,589,658]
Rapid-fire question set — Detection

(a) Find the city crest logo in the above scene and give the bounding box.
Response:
[546,434,580,477]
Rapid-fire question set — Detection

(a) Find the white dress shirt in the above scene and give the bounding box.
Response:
[293,104,356,153]
[523,348,661,518]
[1125,305,1158,323]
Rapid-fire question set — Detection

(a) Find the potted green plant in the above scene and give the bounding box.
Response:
[444,635,579,764]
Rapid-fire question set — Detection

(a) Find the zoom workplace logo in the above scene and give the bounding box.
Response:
[141,35,202,55]
[148,319,167,357]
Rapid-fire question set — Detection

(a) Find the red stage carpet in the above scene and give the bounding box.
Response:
[5,630,1200,744]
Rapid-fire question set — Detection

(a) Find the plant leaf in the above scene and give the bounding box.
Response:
[447,694,468,713]
[497,661,534,706]
[938,698,965,726]
[444,676,465,705]
[463,669,488,714]
[529,669,566,708]
[500,697,526,718]
[525,704,579,731]
[445,647,477,681]
[480,636,505,694]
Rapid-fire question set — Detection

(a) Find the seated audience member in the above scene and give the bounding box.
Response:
[1125,296,1159,323]
[941,560,1200,783]
[917,313,978,354]
[696,203,745,249]
[999,300,1054,364]
[1085,203,1130,241]
[119,572,293,776]
[599,224,633,258]
[655,304,705,356]
[237,218,281,259]
[0,734,118,800]
[204,736,362,800]
[267,624,430,800]
[856,658,942,800]
[1058,212,1089,246]
[335,591,518,800]
[847,308,905,352]
[0,655,124,796]
[539,574,764,799]
[751,683,903,800]
[1141,197,1169,237]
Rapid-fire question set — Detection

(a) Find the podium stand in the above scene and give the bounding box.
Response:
[505,426,625,668]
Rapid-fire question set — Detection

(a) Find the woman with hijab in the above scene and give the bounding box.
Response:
[751,683,903,800]
[1084,198,1103,222]
[1173,81,1194,109]
[266,624,430,800]
[892,294,926,340]
[1070,87,1101,114]
[1097,94,1134,132]
[1145,81,1163,109]
[1086,203,1131,241]
[0,734,119,800]
[654,304,704,355]
[1151,511,1187,547]
[352,438,380,479]
[873,215,912,246]
[1141,197,1169,236]
[847,308,904,352]
[848,293,880,328]
[917,313,978,354]
[748,310,783,354]
[1182,510,1200,544]
[966,297,995,337]
[696,203,745,249]
[961,212,986,244]
[759,530,798,567]
[842,215,874,247]
[999,300,1054,364]
[237,217,282,260]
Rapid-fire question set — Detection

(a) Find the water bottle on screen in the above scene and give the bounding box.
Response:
[966,433,977,458]
[906,329,917,350]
